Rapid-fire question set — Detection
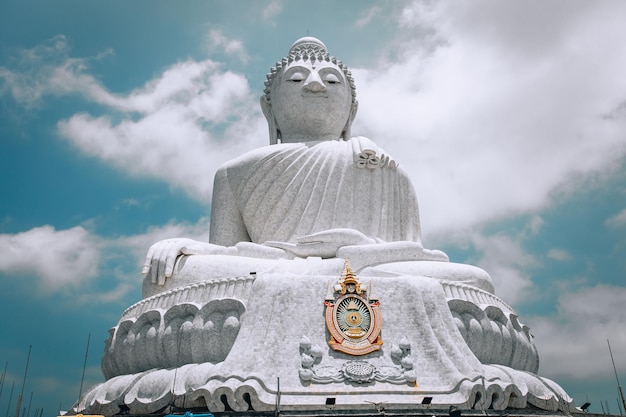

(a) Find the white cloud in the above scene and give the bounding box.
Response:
[355,5,383,28]
[58,104,261,202]
[547,248,572,262]
[470,232,537,305]
[49,56,265,202]
[605,208,626,228]
[262,0,282,21]
[0,219,211,300]
[0,225,99,290]
[121,198,140,208]
[524,215,544,236]
[91,283,134,304]
[529,284,626,380]
[1,35,267,203]
[206,29,249,63]
[0,35,112,108]
[351,1,626,237]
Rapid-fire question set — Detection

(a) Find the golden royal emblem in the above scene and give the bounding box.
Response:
[324,259,382,355]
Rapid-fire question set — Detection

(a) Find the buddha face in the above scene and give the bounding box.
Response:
[268,60,354,142]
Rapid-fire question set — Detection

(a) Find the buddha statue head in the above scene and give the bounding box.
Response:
[261,37,359,144]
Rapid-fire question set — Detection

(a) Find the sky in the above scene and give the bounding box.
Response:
[1,0,626,415]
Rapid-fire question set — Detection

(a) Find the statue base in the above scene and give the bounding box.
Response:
[73,257,574,415]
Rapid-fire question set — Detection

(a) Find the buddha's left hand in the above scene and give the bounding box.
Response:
[264,228,376,258]
[142,238,228,285]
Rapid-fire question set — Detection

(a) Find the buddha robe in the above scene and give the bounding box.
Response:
[210,136,423,246]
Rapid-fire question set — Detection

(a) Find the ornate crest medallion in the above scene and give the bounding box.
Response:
[324,259,382,355]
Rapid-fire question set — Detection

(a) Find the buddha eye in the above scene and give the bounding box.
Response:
[324,73,340,84]
[288,72,305,82]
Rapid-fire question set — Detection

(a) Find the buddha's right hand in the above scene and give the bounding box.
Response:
[142,238,225,285]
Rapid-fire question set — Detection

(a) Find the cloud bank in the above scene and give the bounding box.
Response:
[3,6,624,236]
[530,284,626,380]
[1,34,267,202]
[0,219,210,298]
[0,225,99,290]
[351,1,626,236]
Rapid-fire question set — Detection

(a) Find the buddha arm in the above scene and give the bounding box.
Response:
[209,165,251,246]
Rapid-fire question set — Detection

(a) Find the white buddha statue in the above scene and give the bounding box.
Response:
[140,37,496,299]
[76,37,574,416]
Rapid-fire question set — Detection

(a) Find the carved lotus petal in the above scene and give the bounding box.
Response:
[404,369,417,382]
[310,345,324,359]
[400,357,413,370]
[299,368,314,381]
[399,336,410,351]
[300,335,311,350]
[301,353,314,368]
[390,344,403,360]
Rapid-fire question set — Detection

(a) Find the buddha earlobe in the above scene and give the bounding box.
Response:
[260,96,280,145]
[342,100,359,140]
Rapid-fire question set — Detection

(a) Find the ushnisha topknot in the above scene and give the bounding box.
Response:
[263,36,357,103]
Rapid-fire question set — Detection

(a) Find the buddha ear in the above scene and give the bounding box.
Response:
[341,100,359,140]
[260,96,280,145]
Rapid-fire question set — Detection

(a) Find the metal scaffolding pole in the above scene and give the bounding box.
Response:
[608,339,626,414]
[14,345,32,417]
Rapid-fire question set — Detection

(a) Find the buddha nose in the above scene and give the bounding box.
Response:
[303,71,326,93]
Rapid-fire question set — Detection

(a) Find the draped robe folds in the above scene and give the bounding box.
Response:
[214,136,423,246]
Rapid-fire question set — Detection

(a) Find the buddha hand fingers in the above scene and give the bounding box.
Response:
[142,242,159,276]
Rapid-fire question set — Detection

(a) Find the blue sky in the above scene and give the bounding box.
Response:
[1,0,626,415]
